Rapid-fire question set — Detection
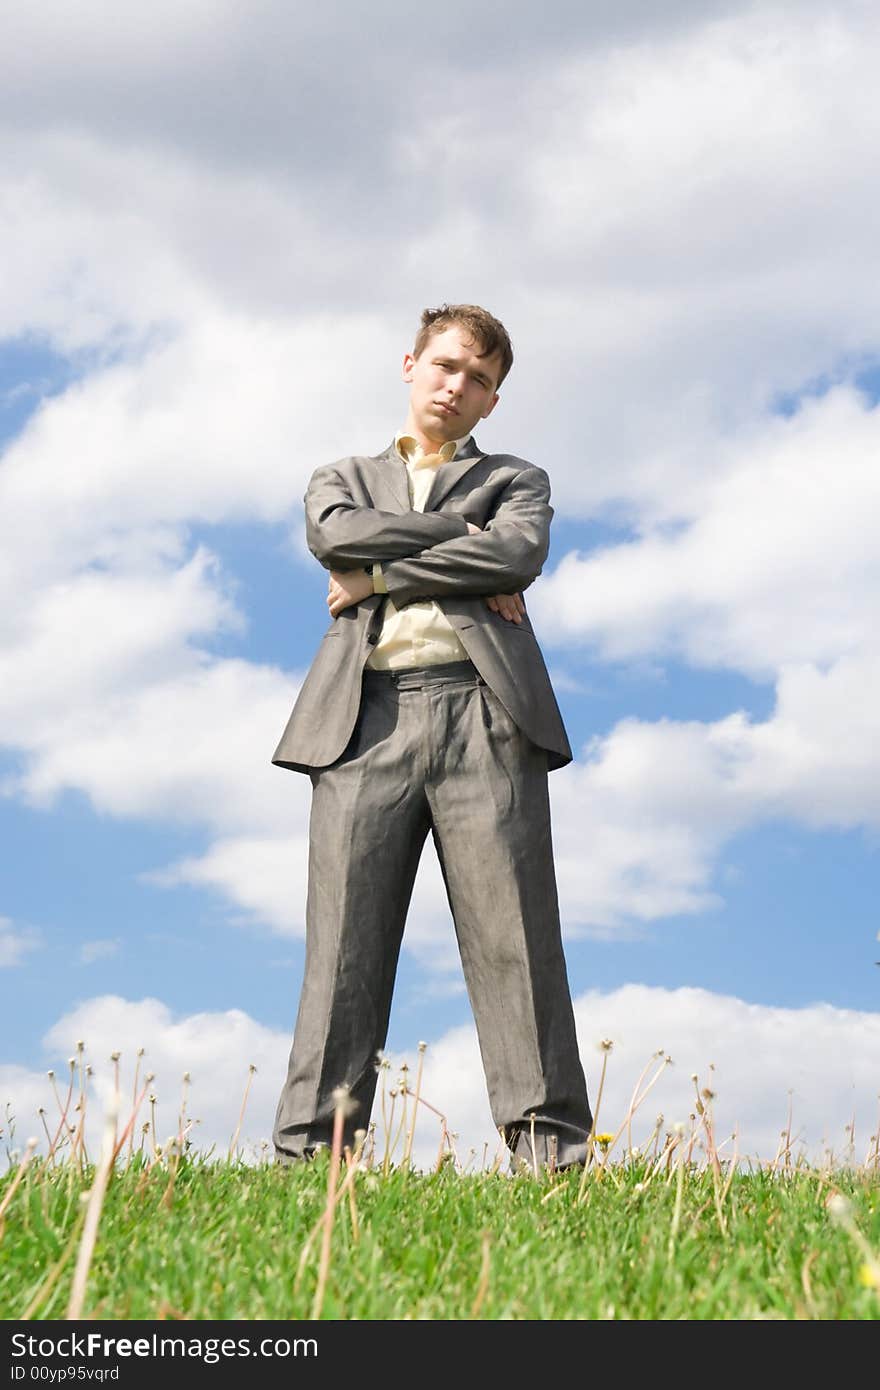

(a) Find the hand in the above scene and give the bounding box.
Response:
[466,522,482,535]
[485,592,525,624]
[327,568,375,617]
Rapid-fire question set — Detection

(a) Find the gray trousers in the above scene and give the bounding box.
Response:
[272,660,592,1169]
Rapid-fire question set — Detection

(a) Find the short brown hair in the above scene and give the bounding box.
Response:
[414,303,513,388]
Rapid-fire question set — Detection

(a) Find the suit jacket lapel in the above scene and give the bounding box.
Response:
[372,442,412,512]
[371,436,486,514]
[423,436,486,512]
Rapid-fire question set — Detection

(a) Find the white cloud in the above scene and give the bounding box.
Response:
[152,834,312,935]
[1,0,880,949]
[0,309,400,602]
[534,389,880,679]
[0,548,239,749]
[1,4,878,512]
[524,384,880,931]
[2,985,876,1169]
[8,656,305,832]
[393,6,880,513]
[0,916,40,968]
[549,650,880,932]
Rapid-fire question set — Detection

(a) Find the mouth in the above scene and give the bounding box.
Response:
[434,401,459,416]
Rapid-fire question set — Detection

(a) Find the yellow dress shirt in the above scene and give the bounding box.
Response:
[366,432,472,670]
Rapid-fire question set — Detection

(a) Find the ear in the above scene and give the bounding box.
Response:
[402,351,416,383]
[481,391,500,420]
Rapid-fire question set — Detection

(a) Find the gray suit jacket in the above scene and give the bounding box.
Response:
[271,436,573,774]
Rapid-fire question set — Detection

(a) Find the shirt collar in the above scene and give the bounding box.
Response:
[394,431,471,468]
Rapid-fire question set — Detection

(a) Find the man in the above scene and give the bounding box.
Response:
[271,303,592,1171]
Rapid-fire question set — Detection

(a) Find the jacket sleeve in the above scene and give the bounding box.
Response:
[377,466,553,605]
[305,463,469,570]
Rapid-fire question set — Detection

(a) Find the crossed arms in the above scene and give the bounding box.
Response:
[305,461,553,621]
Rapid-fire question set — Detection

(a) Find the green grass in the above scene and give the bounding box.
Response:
[2,1153,878,1320]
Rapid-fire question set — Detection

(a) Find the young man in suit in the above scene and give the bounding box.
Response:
[271,304,592,1171]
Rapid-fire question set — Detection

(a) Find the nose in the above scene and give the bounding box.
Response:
[446,373,465,397]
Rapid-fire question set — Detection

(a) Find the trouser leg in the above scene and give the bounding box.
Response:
[272,679,430,1161]
[424,675,593,1170]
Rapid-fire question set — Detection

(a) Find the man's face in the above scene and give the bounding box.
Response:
[403,324,501,447]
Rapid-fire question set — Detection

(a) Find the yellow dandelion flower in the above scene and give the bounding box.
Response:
[858,1264,880,1290]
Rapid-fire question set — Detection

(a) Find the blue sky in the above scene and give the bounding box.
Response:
[2,1,879,1167]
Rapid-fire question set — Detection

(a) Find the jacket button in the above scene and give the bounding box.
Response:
[367,633,378,645]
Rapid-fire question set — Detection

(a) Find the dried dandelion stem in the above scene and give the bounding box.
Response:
[386,1081,410,1168]
[312,1088,349,1320]
[228,1064,257,1161]
[294,1132,364,1294]
[345,1131,366,1244]
[38,1109,55,1167]
[0,1137,38,1238]
[402,1043,427,1171]
[580,1049,669,1202]
[719,1125,740,1209]
[47,1062,77,1162]
[110,1077,153,1168]
[470,1230,491,1318]
[577,1040,613,1202]
[434,1118,450,1173]
[127,1049,144,1168]
[73,1042,89,1171]
[667,1126,687,1262]
[66,1096,119,1320]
